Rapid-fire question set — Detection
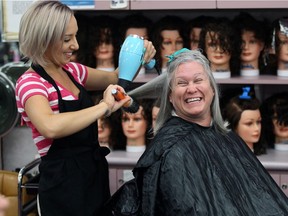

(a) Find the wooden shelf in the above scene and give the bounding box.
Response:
[130,0,216,10]
[133,74,288,85]
[217,0,288,9]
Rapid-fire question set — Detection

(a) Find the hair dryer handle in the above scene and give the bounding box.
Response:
[144,59,156,70]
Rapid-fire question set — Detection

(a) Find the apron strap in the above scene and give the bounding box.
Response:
[31,63,63,103]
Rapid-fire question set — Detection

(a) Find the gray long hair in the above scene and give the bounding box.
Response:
[129,49,227,134]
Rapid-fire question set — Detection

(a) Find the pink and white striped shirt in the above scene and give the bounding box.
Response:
[15,62,88,157]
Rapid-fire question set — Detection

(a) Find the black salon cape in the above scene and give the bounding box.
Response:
[133,117,288,216]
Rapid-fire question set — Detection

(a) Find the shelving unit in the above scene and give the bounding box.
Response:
[91,0,288,10]
[133,73,288,85]
[216,0,288,9]
[130,0,216,10]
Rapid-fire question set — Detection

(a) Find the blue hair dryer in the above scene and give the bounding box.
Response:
[118,34,155,89]
[117,34,155,113]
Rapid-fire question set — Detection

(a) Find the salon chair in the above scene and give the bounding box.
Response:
[18,158,41,216]
[0,169,37,216]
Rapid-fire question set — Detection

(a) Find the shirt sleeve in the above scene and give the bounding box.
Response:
[65,62,88,85]
[15,73,49,109]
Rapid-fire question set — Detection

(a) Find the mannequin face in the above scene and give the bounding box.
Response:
[273,119,288,143]
[190,27,202,50]
[121,106,147,141]
[126,28,149,40]
[205,32,231,71]
[278,32,288,63]
[241,30,264,67]
[236,109,261,149]
[161,30,184,68]
[152,105,160,129]
[95,43,114,61]
[97,118,111,144]
[94,28,114,62]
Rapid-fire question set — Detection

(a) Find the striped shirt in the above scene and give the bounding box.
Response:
[15,62,88,157]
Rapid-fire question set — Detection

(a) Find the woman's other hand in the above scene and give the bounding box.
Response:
[143,40,156,65]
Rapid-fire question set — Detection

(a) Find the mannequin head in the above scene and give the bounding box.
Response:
[87,15,120,70]
[233,12,267,76]
[121,98,153,152]
[270,17,288,74]
[277,32,288,66]
[95,27,114,68]
[187,15,214,50]
[151,15,187,72]
[222,87,263,154]
[97,116,112,148]
[93,93,124,150]
[199,17,240,77]
[240,31,264,67]
[260,92,288,149]
[119,14,153,75]
[119,13,153,41]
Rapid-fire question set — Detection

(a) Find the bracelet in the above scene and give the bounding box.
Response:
[100,100,112,117]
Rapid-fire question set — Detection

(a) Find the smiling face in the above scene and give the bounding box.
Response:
[46,15,79,66]
[236,109,261,149]
[169,61,214,126]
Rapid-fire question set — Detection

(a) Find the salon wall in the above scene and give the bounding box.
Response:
[1,126,38,171]
[2,7,288,171]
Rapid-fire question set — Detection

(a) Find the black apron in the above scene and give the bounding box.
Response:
[31,64,111,216]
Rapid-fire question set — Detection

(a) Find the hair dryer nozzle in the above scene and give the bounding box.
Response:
[122,98,139,113]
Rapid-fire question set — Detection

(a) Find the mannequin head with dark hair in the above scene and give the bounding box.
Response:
[187,15,214,50]
[269,17,288,77]
[260,92,288,150]
[151,15,187,73]
[222,87,263,154]
[121,98,153,152]
[87,15,120,70]
[119,13,153,41]
[233,12,268,77]
[199,17,241,78]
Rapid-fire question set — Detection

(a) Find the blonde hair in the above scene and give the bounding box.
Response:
[19,1,73,66]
